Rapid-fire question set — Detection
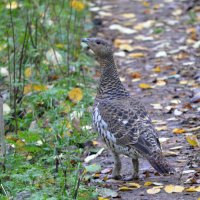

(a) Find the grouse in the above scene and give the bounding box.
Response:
[82,38,175,180]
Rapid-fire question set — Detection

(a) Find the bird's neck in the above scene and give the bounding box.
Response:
[96,56,129,98]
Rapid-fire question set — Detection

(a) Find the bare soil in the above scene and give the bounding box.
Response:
[85,0,200,199]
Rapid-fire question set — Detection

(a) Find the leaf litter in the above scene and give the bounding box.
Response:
[87,0,200,199]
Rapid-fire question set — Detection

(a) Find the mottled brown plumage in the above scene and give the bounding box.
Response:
[82,38,175,180]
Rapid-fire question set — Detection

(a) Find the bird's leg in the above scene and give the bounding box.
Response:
[108,152,122,180]
[123,158,139,181]
[132,158,139,179]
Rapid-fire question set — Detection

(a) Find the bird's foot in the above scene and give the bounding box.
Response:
[107,174,122,180]
[122,173,139,181]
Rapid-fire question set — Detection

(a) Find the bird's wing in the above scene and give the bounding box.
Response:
[96,97,161,155]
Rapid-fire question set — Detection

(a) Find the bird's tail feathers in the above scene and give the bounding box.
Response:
[148,153,175,175]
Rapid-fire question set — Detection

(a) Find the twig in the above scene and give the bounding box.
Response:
[73,165,85,200]
[71,10,77,60]
[66,2,73,76]
[18,22,28,84]
[0,96,6,172]
[9,0,18,134]
[6,28,12,106]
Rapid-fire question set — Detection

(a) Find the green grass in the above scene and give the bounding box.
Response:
[0,0,97,199]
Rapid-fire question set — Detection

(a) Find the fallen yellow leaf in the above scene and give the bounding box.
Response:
[6,135,18,142]
[128,53,145,58]
[155,125,168,131]
[71,0,85,11]
[153,4,161,9]
[146,187,161,194]
[143,1,150,7]
[118,44,134,52]
[164,185,184,193]
[98,197,110,200]
[134,20,155,31]
[121,13,136,19]
[55,43,65,49]
[186,27,197,35]
[132,46,149,51]
[152,66,161,73]
[62,103,71,113]
[172,128,186,134]
[119,186,134,191]
[64,121,72,136]
[16,139,26,151]
[185,186,200,192]
[144,181,153,186]
[139,83,152,89]
[186,135,200,148]
[68,87,83,103]
[24,67,32,78]
[93,173,100,178]
[127,182,141,188]
[114,39,133,48]
[196,186,200,192]
[92,140,99,145]
[24,84,47,94]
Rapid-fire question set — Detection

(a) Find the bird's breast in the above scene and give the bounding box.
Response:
[92,104,141,158]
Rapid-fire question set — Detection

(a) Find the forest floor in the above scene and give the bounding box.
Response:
[84,0,200,199]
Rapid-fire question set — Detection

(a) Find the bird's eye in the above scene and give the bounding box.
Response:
[96,40,101,45]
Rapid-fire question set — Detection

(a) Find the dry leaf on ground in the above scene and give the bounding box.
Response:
[71,0,85,11]
[152,66,161,73]
[164,185,184,193]
[121,13,136,18]
[68,87,83,103]
[185,186,200,192]
[24,84,48,94]
[128,53,146,58]
[127,182,141,188]
[98,197,110,200]
[147,187,161,194]
[130,72,141,79]
[186,135,200,148]
[139,83,152,89]
[109,24,136,34]
[172,128,186,134]
[118,44,134,51]
[119,186,134,191]
[114,39,133,48]
[25,67,32,78]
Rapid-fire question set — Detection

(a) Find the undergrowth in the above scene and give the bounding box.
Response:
[0,0,97,199]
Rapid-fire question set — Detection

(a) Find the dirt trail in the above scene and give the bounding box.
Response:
[86,0,200,199]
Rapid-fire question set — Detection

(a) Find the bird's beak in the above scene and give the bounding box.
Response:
[81,38,90,44]
[81,38,92,52]
[81,38,90,48]
[81,38,95,55]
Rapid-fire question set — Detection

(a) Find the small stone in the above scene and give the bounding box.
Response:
[155,51,167,58]
[174,109,183,116]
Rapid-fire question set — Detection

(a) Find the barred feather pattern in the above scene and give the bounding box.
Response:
[85,38,175,175]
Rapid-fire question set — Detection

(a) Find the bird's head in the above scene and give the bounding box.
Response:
[81,38,113,60]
